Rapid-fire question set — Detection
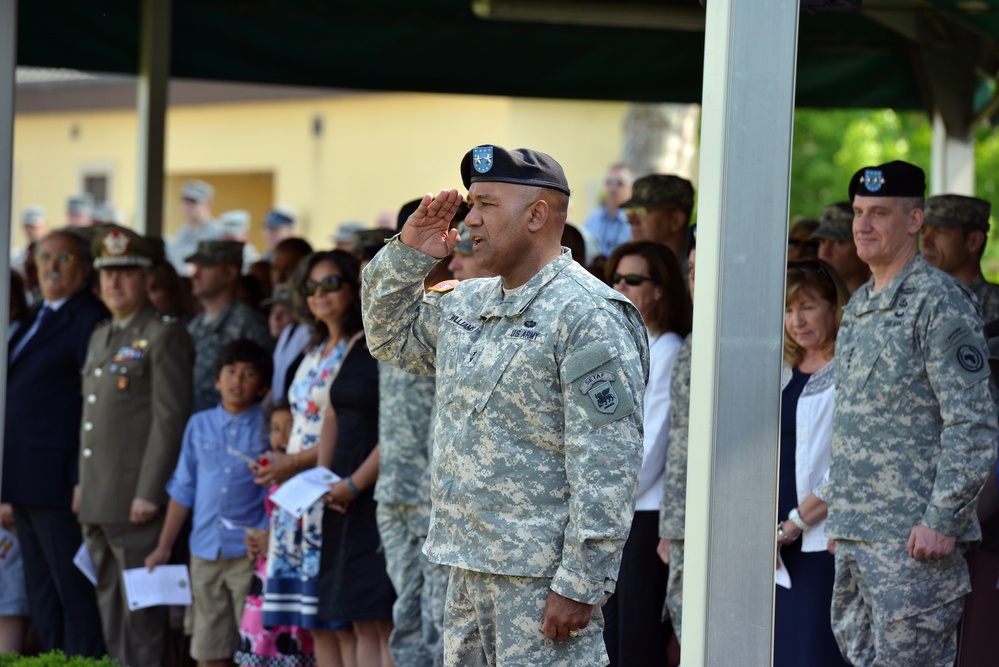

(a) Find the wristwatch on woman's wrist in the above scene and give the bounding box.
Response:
[788,507,811,532]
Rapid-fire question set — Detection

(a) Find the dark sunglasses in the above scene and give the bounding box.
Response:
[301,275,344,296]
[612,273,656,287]
[787,260,835,283]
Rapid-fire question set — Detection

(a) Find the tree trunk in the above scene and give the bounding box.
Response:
[622,103,701,182]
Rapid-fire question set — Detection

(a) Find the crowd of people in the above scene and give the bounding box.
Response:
[0,148,997,667]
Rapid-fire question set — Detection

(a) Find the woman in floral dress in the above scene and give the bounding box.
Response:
[256,250,364,667]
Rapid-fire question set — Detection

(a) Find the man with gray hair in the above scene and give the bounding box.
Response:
[921,194,999,323]
[825,161,997,666]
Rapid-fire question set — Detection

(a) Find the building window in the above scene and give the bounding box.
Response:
[83,173,109,204]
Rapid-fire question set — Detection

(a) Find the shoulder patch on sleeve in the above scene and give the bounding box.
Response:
[429,280,459,293]
[563,342,637,429]
[930,317,990,385]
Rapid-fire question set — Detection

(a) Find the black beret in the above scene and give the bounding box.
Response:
[460,145,570,196]
[848,160,925,200]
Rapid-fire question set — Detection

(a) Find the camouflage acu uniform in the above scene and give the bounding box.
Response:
[969,275,999,324]
[375,362,448,667]
[826,255,998,666]
[186,299,272,412]
[658,334,692,641]
[362,239,649,665]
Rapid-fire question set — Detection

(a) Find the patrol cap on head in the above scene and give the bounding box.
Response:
[620,174,695,214]
[67,193,94,214]
[263,206,295,229]
[22,206,46,226]
[261,282,294,308]
[92,224,156,270]
[181,180,214,203]
[924,194,991,232]
[185,240,243,269]
[91,202,121,225]
[333,221,367,244]
[848,160,925,200]
[810,202,854,243]
[460,145,570,196]
[454,222,474,255]
[219,209,251,235]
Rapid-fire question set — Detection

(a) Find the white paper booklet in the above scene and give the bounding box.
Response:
[270,466,341,518]
[122,565,193,610]
[73,541,98,586]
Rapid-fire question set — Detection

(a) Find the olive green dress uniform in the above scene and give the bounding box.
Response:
[78,262,194,667]
[657,334,692,641]
[825,254,998,667]
[362,238,649,667]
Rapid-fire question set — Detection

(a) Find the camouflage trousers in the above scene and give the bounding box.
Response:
[445,567,607,667]
[377,503,449,667]
[830,540,970,667]
[663,539,684,643]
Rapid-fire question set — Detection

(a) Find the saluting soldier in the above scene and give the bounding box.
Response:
[362,145,649,666]
[77,225,194,667]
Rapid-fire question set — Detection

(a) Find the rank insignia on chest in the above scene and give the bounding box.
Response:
[117,377,129,391]
[132,339,149,349]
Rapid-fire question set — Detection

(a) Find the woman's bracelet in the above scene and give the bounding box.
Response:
[776,523,797,541]
[788,507,811,532]
[344,476,360,496]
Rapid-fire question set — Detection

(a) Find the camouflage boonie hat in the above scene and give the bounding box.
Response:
[924,194,991,232]
[185,240,243,268]
[454,222,473,255]
[621,174,694,213]
[810,202,854,243]
[92,224,157,270]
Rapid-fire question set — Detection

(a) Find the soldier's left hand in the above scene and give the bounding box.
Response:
[907,523,956,560]
[129,497,161,524]
[541,591,592,641]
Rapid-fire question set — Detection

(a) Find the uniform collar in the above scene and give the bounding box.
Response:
[847,254,926,315]
[477,249,573,319]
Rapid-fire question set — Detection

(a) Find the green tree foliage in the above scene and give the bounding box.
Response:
[791,108,999,281]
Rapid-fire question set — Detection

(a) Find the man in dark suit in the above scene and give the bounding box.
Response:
[1,229,108,656]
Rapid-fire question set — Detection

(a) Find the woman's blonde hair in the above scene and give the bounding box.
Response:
[783,260,850,367]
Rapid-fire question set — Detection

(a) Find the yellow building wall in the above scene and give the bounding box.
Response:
[12,91,628,252]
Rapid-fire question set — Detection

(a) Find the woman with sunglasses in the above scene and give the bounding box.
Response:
[774,260,849,667]
[602,241,692,665]
[260,250,387,667]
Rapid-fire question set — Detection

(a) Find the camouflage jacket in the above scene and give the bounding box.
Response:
[826,255,997,542]
[374,361,436,511]
[361,239,649,604]
[969,275,999,325]
[659,335,692,540]
[187,299,273,413]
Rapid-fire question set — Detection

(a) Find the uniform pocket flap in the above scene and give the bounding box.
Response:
[562,343,614,383]
[877,561,970,623]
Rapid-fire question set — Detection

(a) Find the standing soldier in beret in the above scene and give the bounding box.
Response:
[362,145,649,666]
[921,194,999,323]
[824,161,998,666]
[77,225,195,667]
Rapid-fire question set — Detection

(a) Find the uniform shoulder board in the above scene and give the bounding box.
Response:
[429,280,460,293]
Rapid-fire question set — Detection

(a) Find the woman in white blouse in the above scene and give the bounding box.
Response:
[603,241,692,666]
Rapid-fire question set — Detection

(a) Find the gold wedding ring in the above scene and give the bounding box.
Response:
[568,629,579,638]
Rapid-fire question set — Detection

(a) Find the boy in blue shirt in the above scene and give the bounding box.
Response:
[145,339,272,667]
